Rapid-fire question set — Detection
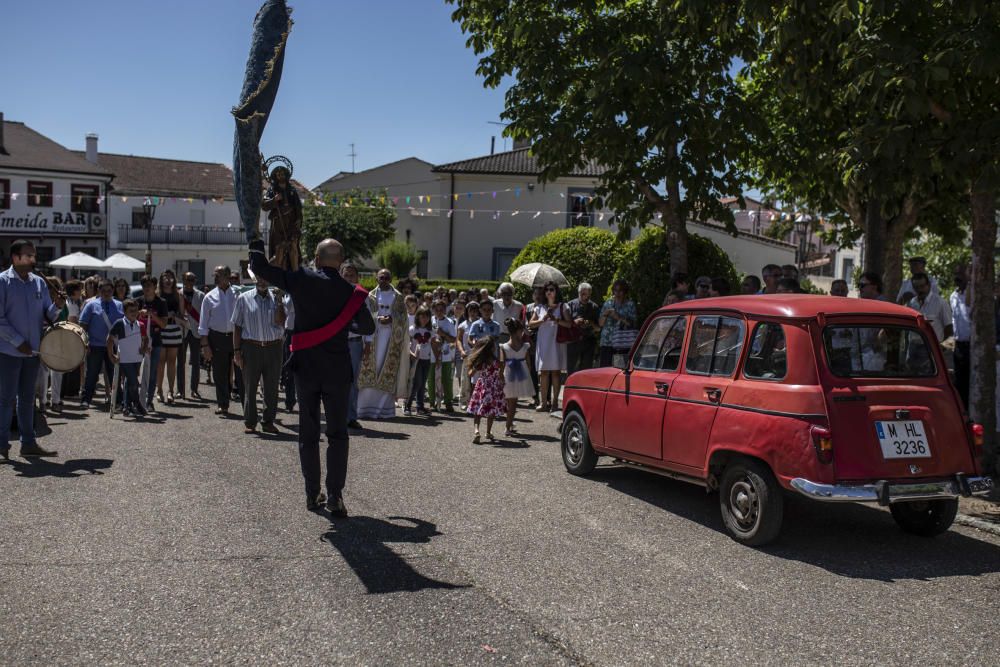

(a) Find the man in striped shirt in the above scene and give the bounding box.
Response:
[232,277,285,434]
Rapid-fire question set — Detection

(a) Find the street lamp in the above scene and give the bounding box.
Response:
[142,197,158,275]
[794,213,810,269]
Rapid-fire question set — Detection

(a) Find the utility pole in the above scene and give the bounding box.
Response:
[348,143,357,173]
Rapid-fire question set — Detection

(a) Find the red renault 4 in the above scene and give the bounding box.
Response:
[560,295,993,546]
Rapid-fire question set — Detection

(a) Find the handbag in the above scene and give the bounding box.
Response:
[557,322,582,344]
[611,327,638,351]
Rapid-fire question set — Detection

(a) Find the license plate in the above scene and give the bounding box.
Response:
[874,421,931,459]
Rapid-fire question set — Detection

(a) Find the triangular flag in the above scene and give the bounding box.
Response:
[470,210,475,219]
[405,196,411,204]
[512,210,520,216]
[447,210,453,218]
[392,196,399,205]
[453,193,459,201]
[515,188,521,198]
[532,211,541,219]
[418,195,424,204]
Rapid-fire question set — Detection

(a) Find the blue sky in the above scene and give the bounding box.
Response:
[6,0,510,188]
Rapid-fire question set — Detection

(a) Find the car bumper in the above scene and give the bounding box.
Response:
[790,475,994,506]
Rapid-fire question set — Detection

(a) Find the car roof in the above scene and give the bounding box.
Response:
[657,294,919,320]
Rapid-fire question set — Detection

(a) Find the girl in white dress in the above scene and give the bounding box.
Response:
[500,319,533,436]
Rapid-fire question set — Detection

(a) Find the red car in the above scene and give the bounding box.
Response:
[560,295,993,545]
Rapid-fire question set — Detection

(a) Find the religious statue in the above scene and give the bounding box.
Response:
[261,159,302,271]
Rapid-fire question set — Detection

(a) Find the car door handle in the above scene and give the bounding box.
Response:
[705,387,722,403]
[655,381,669,396]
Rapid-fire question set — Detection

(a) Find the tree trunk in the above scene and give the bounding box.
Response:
[862,199,886,280]
[882,206,917,303]
[969,189,998,474]
[663,179,687,277]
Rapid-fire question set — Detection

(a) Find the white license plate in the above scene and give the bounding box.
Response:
[874,421,931,459]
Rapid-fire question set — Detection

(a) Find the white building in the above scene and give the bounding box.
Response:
[74,144,268,285]
[0,115,113,272]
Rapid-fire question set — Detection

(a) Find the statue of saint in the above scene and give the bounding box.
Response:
[261,165,302,271]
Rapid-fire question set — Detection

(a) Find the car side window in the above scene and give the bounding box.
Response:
[685,316,746,376]
[658,315,687,371]
[632,316,678,371]
[743,322,787,381]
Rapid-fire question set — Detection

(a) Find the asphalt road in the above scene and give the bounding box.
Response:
[2,395,999,666]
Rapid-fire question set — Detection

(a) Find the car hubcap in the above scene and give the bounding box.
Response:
[565,422,583,464]
[729,478,760,531]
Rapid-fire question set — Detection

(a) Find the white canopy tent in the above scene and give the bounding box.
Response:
[48,252,107,271]
[103,253,147,271]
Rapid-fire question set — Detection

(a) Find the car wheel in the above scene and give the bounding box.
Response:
[889,498,958,537]
[561,410,598,476]
[719,459,784,546]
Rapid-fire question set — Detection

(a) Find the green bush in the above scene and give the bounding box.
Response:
[504,227,626,304]
[615,227,739,322]
[373,239,422,280]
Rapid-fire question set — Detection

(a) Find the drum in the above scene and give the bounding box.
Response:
[39,322,89,372]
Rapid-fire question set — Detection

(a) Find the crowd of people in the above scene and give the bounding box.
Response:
[3,234,999,461]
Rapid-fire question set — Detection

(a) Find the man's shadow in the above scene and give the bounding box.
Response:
[322,516,468,594]
[1,457,114,478]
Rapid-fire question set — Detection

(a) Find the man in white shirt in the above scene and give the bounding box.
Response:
[949,266,972,408]
[199,265,239,415]
[907,272,953,343]
[492,282,524,344]
[897,257,940,304]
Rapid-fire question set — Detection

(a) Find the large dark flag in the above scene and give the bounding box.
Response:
[232,0,293,243]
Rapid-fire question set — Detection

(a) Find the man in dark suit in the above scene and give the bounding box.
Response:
[249,238,374,516]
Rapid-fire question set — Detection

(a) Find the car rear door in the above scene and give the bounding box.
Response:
[817,316,977,479]
[663,314,746,471]
[603,314,686,461]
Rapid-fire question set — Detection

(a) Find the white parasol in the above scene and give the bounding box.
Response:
[509,262,570,288]
[48,252,106,270]
[103,253,147,271]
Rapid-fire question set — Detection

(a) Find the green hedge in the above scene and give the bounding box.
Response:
[503,227,627,304]
[614,227,740,322]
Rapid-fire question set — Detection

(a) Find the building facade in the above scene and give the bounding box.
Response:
[0,116,113,271]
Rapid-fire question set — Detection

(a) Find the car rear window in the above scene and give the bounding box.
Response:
[823,325,937,378]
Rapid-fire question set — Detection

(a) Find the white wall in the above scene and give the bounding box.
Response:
[687,220,796,278]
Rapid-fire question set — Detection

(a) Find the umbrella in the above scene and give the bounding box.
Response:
[232,0,293,243]
[103,253,146,271]
[49,252,106,270]
[509,262,570,288]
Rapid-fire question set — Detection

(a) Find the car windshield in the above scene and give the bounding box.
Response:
[823,325,937,378]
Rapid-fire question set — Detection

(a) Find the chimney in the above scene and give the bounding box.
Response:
[490,136,495,155]
[0,112,6,155]
[85,133,99,164]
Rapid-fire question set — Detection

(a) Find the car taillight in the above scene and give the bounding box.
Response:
[811,426,833,464]
[970,423,984,448]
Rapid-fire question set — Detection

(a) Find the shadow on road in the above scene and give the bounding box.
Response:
[587,465,1000,582]
[355,428,411,441]
[322,515,469,594]
[1,457,114,478]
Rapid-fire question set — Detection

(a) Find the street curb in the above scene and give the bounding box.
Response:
[956,513,1000,538]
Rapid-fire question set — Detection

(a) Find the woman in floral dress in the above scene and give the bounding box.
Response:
[465,336,506,443]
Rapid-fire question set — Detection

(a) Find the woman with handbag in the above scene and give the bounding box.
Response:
[528,280,571,413]
[599,279,638,368]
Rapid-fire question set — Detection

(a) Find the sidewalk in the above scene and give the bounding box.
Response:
[958,488,1000,536]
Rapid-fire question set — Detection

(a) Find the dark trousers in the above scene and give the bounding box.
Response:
[83,346,114,403]
[177,333,201,394]
[242,342,282,427]
[599,345,615,368]
[120,362,141,411]
[0,353,41,449]
[146,345,162,403]
[208,330,234,410]
[567,338,597,374]
[294,351,351,499]
[953,340,971,409]
[407,358,430,409]
[282,331,296,410]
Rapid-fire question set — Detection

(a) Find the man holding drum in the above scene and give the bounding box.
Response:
[0,239,65,459]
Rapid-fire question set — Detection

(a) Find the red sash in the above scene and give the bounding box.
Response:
[185,300,200,323]
[289,285,369,352]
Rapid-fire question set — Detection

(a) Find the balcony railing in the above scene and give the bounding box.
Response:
[118,224,267,246]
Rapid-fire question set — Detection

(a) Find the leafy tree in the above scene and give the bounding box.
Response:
[903,226,971,295]
[449,0,754,277]
[374,239,422,280]
[504,227,626,305]
[300,189,395,262]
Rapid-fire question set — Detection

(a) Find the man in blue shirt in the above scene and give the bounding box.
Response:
[0,240,65,458]
[79,279,124,408]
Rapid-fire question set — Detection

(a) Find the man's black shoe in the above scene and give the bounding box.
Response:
[347,419,363,430]
[326,496,348,518]
[307,492,327,511]
[21,444,58,458]
[261,423,279,434]
[191,390,202,399]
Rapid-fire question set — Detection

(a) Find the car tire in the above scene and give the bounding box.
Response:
[561,410,598,476]
[889,498,958,537]
[719,459,784,546]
